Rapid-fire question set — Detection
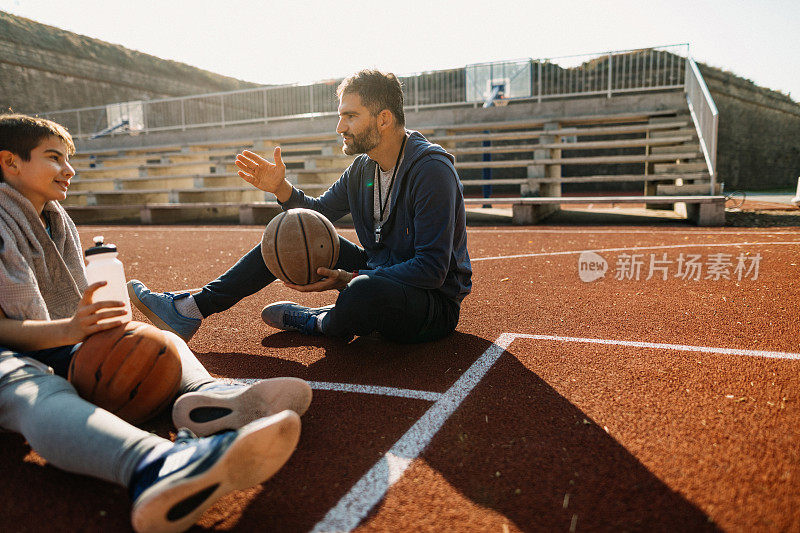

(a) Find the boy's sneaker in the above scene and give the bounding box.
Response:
[260,302,332,335]
[172,378,313,437]
[128,280,201,342]
[129,411,300,533]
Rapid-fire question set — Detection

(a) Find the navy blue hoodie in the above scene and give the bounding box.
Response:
[280,130,472,305]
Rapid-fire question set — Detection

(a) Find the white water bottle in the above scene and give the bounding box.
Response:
[84,235,132,324]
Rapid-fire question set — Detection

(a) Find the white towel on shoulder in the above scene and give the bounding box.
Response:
[0,183,87,321]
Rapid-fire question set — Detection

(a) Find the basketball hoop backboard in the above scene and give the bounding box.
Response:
[106,101,144,132]
[466,60,532,103]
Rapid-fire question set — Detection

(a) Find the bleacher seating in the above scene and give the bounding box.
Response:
[64,105,723,226]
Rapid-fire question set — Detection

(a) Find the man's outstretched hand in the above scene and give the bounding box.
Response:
[284,267,355,292]
[235,148,293,202]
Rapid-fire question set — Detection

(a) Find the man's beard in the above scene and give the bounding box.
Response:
[342,121,380,155]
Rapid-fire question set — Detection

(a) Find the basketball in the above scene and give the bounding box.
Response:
[261,208,340,285]
[67,321,183,424]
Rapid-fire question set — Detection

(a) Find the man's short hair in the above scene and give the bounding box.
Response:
[337,69,405,127]
[0,114,75,181]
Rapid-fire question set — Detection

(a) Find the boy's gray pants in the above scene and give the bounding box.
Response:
[0,332,214,487]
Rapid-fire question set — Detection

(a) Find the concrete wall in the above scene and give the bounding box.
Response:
[701,65,800,191]
[0,11,258,114]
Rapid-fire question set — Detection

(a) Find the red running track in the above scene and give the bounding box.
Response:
[2,223,798,532]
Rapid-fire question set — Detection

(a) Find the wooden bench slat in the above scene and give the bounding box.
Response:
[432,121,689,144]
[76,133,340,158]
[463,195,724,204]
[455,152,701,169]
[460,172,709,186]
[433,109,680,133]
[448,135,693,155]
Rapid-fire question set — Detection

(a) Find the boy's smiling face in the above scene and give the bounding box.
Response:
[1,135,75,214]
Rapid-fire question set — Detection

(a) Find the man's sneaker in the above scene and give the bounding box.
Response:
[129,411,300,533]
[172,378,313,437]
[128,280,201,342]
[261,302,332,335]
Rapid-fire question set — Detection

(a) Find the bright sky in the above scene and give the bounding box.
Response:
[2,0,799,102]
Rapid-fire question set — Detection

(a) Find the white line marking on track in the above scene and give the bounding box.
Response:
[311,333,517,532]
[515,334,800,360]
[472,240,800,262]
[93,226,800,237]
[92,226,359,235]
[306,381,442,401]
[466,228,800,235]
[232,379,442,401]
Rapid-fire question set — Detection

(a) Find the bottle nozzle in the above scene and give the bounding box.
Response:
[85,236,116,256]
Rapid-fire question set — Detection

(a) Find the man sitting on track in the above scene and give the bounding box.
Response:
[0,114,312,533]
[129,69,472,344]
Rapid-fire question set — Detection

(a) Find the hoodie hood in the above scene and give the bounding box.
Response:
[399,129,455,171]
[364,130,454,226]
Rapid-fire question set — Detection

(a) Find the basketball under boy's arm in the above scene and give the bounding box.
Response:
[0,282,127,352]
[235,148,294,203]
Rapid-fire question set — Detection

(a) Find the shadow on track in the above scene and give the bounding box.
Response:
[402,349,719,531]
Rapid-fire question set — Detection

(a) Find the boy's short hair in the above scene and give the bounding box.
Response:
[0,114,76,181]
[337,69,405,127]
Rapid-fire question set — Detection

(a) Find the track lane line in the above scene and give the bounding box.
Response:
[467,228,800,235]
[91,226,800,236]
[473,240,800,262]
[515,334,800,360]
[305,381,443,401]
[311,333,517,532]
[230,379,443,401]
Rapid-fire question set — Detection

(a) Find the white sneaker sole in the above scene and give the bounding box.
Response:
[172,378,312,437]
[131,410,301,533]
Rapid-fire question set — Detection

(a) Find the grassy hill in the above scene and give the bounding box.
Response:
[0,10,259,113]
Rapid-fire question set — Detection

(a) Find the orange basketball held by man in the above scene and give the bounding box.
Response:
[261,208,340,286]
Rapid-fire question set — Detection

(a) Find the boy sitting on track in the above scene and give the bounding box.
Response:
[0,114,312,533]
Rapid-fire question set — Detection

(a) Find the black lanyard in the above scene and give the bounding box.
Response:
[377,134,407,224]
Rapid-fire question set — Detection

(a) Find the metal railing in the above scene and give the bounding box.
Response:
[41,44,691,140]
[684,56,719,194]
[535,45,687,100]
